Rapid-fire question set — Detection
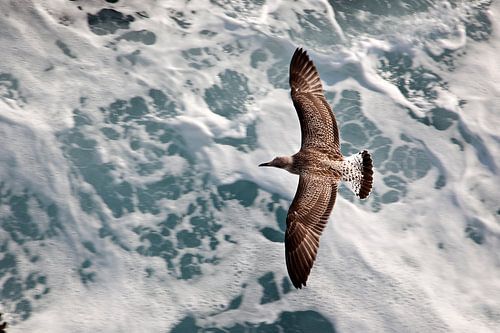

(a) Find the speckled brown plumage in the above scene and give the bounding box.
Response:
[259,48,374,289]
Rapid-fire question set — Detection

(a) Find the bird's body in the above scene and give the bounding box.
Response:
[259,48,373,289]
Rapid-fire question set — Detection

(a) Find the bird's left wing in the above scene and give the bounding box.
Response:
[289,48,341,156]
[285,173,338,289]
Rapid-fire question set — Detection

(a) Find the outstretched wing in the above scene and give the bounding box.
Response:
[289,48,340,156]
[285,173,338,289]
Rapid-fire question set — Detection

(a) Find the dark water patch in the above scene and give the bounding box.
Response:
[15,299,32,320]
[30,255,39,263]
[79,259,96,284]
[458,121,497,173]
[116,30,156,45]
[277,311,336,333]
[6,194,39,242]
[217,180,258,207]
[55,40,77,58]
[199,29,217,37]
[190,214,222,249]
[465,5,492,41]
[381,190,401,204]
[135,229,177,270]
[24,272,46,291]
[204,69,251,119]
[224,234,237,244]
[79,162,133,218]
[434,174,446,190]
[145,267,154,277]
[2,277,23,300]
[100,126,120,140]
[87,9,135,35]
[144,176,183,201]
[1,189,64,244]
[105,97,149,123]
[275,206,287,231]
[227,294,243,310]
[164,214,181,229]
[282,276,292,294]
[176,230,202,248]
[168,9,191,29]
[258,272,280,304]
[148,89,178,117]
[260,227,284,243]
[172,310,336,333]
[0,245,46,321]
[170,315,200,333]
[429,107,459,131]
[0,252,16,279]
[82,241,96,253]
[78,191,95,214]
[465,218,486,245]
[73,108,92,126]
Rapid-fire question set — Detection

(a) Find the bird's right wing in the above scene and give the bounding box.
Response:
[285,173,338,289]
[289,48,341,156]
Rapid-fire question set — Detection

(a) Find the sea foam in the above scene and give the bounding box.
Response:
[0,1,498,332]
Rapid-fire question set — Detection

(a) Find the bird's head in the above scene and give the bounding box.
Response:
[259,156,293,169]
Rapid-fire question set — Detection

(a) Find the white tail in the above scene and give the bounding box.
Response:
[342,150,373,199]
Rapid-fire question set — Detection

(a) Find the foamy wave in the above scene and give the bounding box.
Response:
[0,1,498,332]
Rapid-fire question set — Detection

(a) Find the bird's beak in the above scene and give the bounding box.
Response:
[259,162,271,167]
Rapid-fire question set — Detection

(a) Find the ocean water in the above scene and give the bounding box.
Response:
[0,0,499,332]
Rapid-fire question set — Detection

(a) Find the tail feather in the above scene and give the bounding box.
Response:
[342,150,373,199]
[359,150,373,199]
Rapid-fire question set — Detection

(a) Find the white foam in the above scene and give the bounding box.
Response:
[1,0,499,332]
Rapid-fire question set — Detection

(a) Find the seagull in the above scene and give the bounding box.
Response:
[259,48,373,289]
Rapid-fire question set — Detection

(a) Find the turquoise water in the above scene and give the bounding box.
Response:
[0,1,499,332]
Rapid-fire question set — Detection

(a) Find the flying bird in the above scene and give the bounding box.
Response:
[259,48,373,289]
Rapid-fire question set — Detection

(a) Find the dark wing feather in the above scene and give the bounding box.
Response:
[289,48,340,156]
[285,174,338,289]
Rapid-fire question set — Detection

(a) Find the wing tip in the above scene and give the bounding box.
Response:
[289,47,323,95]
